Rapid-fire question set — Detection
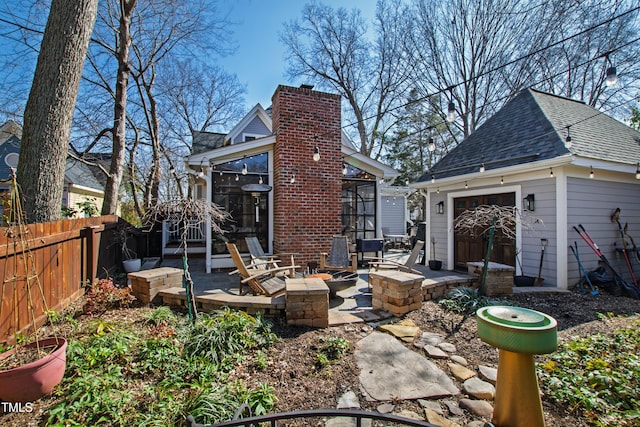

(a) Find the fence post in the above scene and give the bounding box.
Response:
[82,225,102,285]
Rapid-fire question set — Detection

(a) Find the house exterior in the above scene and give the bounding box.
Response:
[412,88,640,290]
[185,85,399,272]
[0,121,105,218]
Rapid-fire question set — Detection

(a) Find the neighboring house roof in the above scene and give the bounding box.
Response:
[417,88,640,182]
[65,158,103,192]
[0,129,104,193]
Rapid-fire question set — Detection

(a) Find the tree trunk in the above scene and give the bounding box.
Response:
[102,0,138,215]
[17,0,98,223]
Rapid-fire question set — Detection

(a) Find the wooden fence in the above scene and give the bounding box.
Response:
[0,215,136,345]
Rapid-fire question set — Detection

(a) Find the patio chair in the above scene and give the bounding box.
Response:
[319,235,358,273]
[367,239,425,274]
[245,237,280,269]
[226,243,299,296]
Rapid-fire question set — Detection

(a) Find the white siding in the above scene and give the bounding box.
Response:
[381,196,406,234]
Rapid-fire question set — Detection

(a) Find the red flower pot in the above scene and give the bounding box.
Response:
[0,337,67,403]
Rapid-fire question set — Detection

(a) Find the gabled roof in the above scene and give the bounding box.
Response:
[417,88,640,182]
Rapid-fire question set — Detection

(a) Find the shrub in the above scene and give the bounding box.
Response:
[83,277,136,315]
[183,309,277,369]
[538,318,640,426]
[438,286,507,315]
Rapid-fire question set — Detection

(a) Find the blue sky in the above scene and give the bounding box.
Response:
[224,1,376,110]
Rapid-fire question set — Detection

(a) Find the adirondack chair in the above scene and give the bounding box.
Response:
[319,235,358,273]
[226,243,299,296]
[245,237,280,269]
[367,240,425,274]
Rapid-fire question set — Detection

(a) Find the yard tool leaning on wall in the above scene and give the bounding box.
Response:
[573,224,639,299]
[611,208,638,287]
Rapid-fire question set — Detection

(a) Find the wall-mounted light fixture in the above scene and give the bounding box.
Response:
[313,146,320,161]
[479,163,485,173]
[589,166,595,179]
[523,194,535,211]
[635,162,640,180]
[549,167,554,178]
[431,174,435,184]
[342,163,348,176]
[436,201,444,214]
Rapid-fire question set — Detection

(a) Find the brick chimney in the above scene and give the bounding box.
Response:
[271,85,342,267]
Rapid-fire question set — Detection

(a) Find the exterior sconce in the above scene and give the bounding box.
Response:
[313,146,320,161]
[523,194,535,211]
[436,201,444,214]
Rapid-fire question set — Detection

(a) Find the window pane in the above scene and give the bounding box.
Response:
[212,153,270,254]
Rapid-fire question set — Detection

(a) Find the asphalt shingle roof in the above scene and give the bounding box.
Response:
[417,88,640,182]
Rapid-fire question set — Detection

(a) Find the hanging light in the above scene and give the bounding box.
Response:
[549,167,554,178]
[342,163,348,175]
[290,174,296,184]
[313,146,320,162]
[605,55,618,87]
[446,87,456,123]
[436,187,440,194]
[259,175,264,184]
[431,174,435,184]
[235,174,239,181]
[241,163,248,175]
[428,137,436,152]
[589,166,595,179]
[565,126,572,148]
[479,163,485,173]
[197,168,205,178]
[447,100,456,123]
[500,176,504,185]
[464,181,468,189]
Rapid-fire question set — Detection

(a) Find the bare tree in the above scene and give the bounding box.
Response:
[103,0,137,215]
[281,0,411,158]
[405,0,640,144]
[16,0,98,223]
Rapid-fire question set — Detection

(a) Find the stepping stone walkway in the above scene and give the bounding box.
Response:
[346,320,500,427]
[355,332,459,401]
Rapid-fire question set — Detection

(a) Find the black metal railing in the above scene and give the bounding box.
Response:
[186,408,445,427]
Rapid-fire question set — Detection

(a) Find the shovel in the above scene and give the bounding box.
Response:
[535,238,548,286]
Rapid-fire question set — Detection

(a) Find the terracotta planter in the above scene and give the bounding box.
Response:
[0,337,67,403]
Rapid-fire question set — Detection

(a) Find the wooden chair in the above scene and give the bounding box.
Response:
[367,240,425,274]
[245,236,280,269]
[319,235,358,273]
[226,243,299,296]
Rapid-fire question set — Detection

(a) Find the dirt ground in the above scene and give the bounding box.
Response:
[241,291,640,427]
[2,291,639,426]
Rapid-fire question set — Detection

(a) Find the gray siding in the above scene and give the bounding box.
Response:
[520,179,557,285]
[567,177,640,288]
[429,194,448,266]
[381,196,405,234]
[233,116,270,143]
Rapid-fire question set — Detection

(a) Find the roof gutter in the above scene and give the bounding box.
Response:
[410,154,573,189]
